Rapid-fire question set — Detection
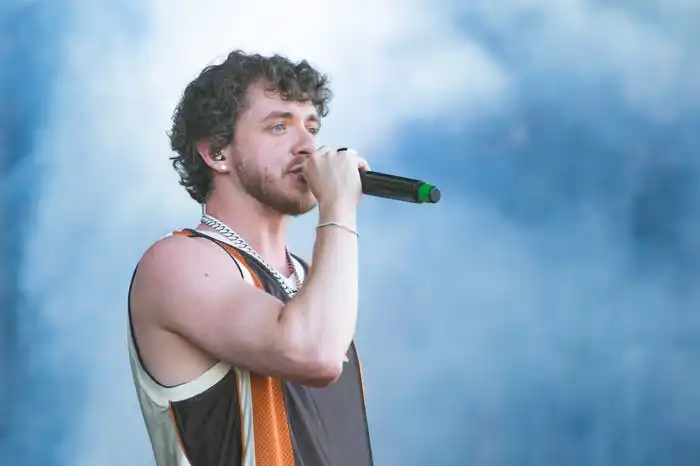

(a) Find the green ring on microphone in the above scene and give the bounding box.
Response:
[417,183,441,203]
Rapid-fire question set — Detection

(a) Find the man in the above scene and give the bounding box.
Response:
[127,50,374,466]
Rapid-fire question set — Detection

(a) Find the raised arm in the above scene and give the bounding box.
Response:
[130,148,367,387]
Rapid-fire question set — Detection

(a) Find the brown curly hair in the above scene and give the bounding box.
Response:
[168,50,333,203]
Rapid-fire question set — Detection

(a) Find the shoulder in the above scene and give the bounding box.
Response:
[131,231,243,320]
[138,231,228,278]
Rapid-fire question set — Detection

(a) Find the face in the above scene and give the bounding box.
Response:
[225,83,321,216]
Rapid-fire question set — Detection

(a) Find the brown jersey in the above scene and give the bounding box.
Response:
[127,228,374,466]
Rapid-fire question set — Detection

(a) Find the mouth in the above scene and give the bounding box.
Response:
[289,166,305,180]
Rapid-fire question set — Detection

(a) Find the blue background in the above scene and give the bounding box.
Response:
[2,1,699,465]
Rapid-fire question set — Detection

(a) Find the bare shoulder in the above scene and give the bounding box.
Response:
[128,233,251,385]
[130,233,241,327]
[129,231,297,380]
[128,231,345,386]
[138,232,228,277]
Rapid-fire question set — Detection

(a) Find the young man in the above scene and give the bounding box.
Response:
[127,50,374,465]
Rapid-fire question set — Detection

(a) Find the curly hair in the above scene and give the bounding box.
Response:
[168,50,333,203]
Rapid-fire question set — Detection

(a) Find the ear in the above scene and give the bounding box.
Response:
[196,140,230,173]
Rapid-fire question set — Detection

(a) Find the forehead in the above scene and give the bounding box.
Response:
[243,82,318,120]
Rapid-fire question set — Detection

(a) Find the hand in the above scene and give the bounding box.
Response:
[301,146,370,211]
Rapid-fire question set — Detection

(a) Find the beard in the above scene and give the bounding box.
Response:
[235,161,317,216]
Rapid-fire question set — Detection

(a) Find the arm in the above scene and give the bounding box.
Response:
[131,204,358,387]
[279,203,358,376]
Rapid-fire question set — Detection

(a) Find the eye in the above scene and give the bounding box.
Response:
[270,122,286,133]
[307,127,320,135]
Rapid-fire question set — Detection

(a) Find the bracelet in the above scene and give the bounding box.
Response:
[317,221,359,237]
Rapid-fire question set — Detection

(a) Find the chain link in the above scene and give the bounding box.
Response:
[200,213,300,297]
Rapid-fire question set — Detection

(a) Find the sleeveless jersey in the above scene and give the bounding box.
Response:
[127,228,374,466]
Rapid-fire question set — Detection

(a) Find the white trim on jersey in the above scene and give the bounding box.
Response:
[235,368,257,466]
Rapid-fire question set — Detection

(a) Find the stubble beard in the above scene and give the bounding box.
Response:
[235,161,317,217]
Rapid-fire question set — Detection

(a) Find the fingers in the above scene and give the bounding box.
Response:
[358,158,370,172]
[336,147,370,171]
[315,144,333,156]
[303,145,330,171]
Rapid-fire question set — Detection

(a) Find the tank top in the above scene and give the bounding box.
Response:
[127,228,374,466]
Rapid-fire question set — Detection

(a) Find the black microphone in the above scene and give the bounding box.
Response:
[359,171,441,204]
[335,148,441,204]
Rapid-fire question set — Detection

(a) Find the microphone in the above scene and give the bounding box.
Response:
[335,148,441,204]
[359,171,441,204]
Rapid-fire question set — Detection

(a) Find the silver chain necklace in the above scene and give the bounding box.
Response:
[200,213,301,297]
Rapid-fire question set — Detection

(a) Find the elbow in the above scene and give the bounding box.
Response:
[276,324,345,387]
[283,346,344,387]
[301,357,343,387]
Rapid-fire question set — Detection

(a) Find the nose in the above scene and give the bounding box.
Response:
[291,126,317,158]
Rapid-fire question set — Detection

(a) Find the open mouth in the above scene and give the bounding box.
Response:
[289,167,305,181]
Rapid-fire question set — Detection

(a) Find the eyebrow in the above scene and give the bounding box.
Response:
[261,111,321,126]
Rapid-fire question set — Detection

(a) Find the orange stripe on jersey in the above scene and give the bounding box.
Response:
[230,242,295,464]
[172,229,193,237]
[357,354,366,398]
[249,374,295,465]
[215,242,263,289]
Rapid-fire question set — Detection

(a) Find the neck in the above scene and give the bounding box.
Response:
[199,189,290,274]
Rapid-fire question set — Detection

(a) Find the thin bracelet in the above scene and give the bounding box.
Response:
[317,221,359,237]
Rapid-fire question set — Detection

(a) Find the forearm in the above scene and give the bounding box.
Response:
[279,203,359,366]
